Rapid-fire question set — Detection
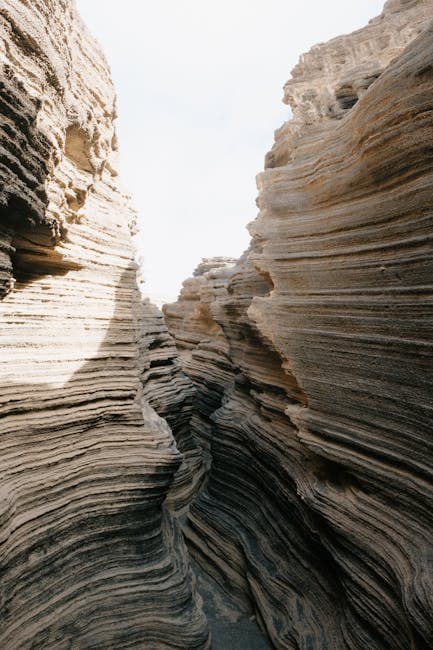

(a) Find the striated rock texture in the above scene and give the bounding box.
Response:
[139,299,205,513]
[0,1,209,648]
[165,1,433,648]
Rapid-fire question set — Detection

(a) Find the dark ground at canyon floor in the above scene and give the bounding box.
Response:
[192,561,271,649]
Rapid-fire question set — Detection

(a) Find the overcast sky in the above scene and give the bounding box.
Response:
[76,0,385,301]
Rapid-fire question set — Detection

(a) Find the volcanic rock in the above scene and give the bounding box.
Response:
[0,1,208,647]
[165,2,433,648]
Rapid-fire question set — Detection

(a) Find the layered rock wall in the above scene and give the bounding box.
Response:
[2,0,433,648]
[166,1,433,648]
[0,1,208,647]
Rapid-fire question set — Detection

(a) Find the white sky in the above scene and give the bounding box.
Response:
[76,0,385,301]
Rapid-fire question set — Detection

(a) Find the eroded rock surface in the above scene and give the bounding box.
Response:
[2,0,433,648]
[0,1,208,648]
[166,1,433,648]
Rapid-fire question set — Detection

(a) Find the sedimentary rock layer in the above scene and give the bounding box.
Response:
[0,1,208,648]
[139,299,205,513]
[165,1,433,648]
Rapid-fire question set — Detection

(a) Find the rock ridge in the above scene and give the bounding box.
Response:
[165,1,433,648]
[0,1,209,648]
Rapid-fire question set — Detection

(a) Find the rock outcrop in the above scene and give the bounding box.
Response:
[0,1,208,648]
[2,0,433,648]
[165,1,433,648]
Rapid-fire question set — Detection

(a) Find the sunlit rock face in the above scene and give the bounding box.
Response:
[0,1,209,648]
[166,1,433,648]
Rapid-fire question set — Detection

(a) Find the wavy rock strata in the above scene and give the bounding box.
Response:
[0,1,209,648]
[165,1,433,648]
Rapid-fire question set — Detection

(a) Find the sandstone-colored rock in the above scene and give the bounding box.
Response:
[3,0,433,647]
[164,258,238,460]
[166,2,433,648]
[0,1,209,647]
[266,0,433,169]
[139,299,206,513]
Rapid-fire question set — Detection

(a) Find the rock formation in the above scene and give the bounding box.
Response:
[165,1,433,648]
[2,0,433,648]
[0,1,209,647]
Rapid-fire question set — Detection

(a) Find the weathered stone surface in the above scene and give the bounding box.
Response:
[140,299,205,513]
[266,0,433,169]
[3,0,433,647]
[0,1,209,647]
[166,2,433,648]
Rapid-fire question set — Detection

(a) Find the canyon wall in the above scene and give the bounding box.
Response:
[1,0,432,648]
[165,1,433,648]
[0,1,209,647]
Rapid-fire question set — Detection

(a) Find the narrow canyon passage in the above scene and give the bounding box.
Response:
[193,562,270,649]
[1,0,433,649]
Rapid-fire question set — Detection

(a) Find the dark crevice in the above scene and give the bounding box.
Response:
[335,86,359,111]
[149,358,174,369]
